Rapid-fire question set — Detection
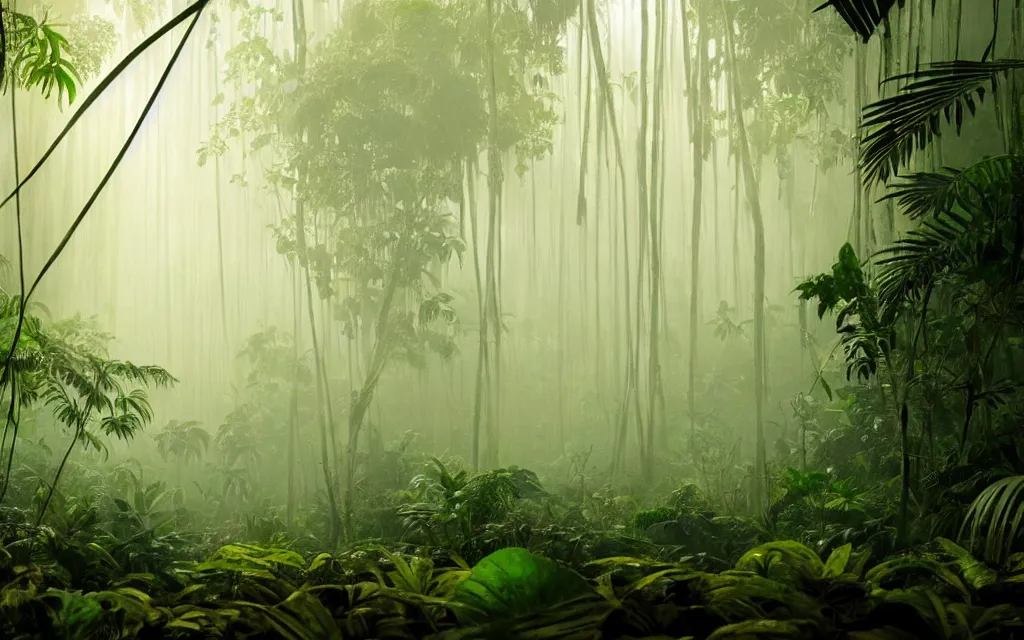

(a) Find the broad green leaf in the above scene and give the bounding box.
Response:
[823,543,852,577]
[452,547,591,624]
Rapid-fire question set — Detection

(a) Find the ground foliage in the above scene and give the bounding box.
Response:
[3,456,1024,639]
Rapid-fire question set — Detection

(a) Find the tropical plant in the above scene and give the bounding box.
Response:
[154,419,210,467]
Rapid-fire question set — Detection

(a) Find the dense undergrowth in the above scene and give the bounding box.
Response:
[5,0,1024,637]
[2,451,1024,639]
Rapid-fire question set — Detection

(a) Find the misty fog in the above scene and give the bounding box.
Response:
[1,0,1022,636]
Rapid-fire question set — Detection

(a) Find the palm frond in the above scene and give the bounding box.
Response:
[959,475,1024,565]
[873,154,1023,313]
[860,60,1024,186]
[881,155,1021,220]
[813,0,900,43]
[880,169,959,220]
[873,212,969,312]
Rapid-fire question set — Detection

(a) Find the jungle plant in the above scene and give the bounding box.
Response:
[154,420,210,467]
[1,6,81,106]
[0,296,175,523]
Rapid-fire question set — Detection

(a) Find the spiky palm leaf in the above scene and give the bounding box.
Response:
[960,475,1024,565]
[872,154,1023,314]
[881,154,1020,220]
[814,0,900,43]
[860,60,1024,185]
[873,211,968,312]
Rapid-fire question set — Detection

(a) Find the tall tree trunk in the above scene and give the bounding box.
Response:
[467,162,489,470]
[722,0,767,511]
[682,0,706,455]
[483,0,504,468]
[587,0,634,477]
[210,33,230,349]
[635,0,653,476]
[647,0,668,457]
[286,265,300,529]
[290,0,341,546]
[851,42,865,255]
[345,255,401,530]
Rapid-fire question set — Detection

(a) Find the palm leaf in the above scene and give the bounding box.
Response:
[880,155,1021,220]
[873,154,1022,313]
[873,212,968,311]
[814,0,900,43]
[960,475,1024,565]
[880,169,959,220]
[860,60,1024,186]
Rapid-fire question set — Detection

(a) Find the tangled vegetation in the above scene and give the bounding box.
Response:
[4,0,1024,637]
[3,453,1024,638]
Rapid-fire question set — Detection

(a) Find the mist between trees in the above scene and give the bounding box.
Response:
[1,0,1024,637]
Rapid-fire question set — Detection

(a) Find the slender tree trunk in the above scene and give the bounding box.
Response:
[852,42,865,256]
[289,0,341,545]
[722,0,767,511]
[467,162,489,470]
[286,266,300,529]
[211,37,230,349]
[483,0,504,468]
[646,0,668,458]
[345,255,402,529]
[635,0,653,476]
[682,0,706,455]
[587,0,634,477]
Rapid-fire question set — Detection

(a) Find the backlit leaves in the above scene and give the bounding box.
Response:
[2,10,83,108]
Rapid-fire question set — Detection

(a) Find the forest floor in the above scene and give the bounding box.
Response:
[2,460,1024,639]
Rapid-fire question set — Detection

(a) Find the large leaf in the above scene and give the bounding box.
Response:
[932,537,998,591]
[814,0,900,43]
[451,547,592,624]
[735,540,825,585]
[707,617,821,639]
[824,543,853,577]
[960,475,1024,565]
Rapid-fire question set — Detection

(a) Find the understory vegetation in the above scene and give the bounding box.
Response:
[4,0,1024,637]
[3,445,1024,639]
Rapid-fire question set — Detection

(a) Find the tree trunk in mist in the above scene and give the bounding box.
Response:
[483,0,504,468]
[635,0,652,477]
[586,0,635,478]
[466,162,489,470]
[732,155,741,304]
[344,256,402,533]
[851,42,865,256]
[577,6,592,227]
[296,198,341,545]
[682,0,706,456]
[290,0,341,546]
[287,266,300,528]
[210,38,230,349]
[722,0,767,511]
[646,0,667,457]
